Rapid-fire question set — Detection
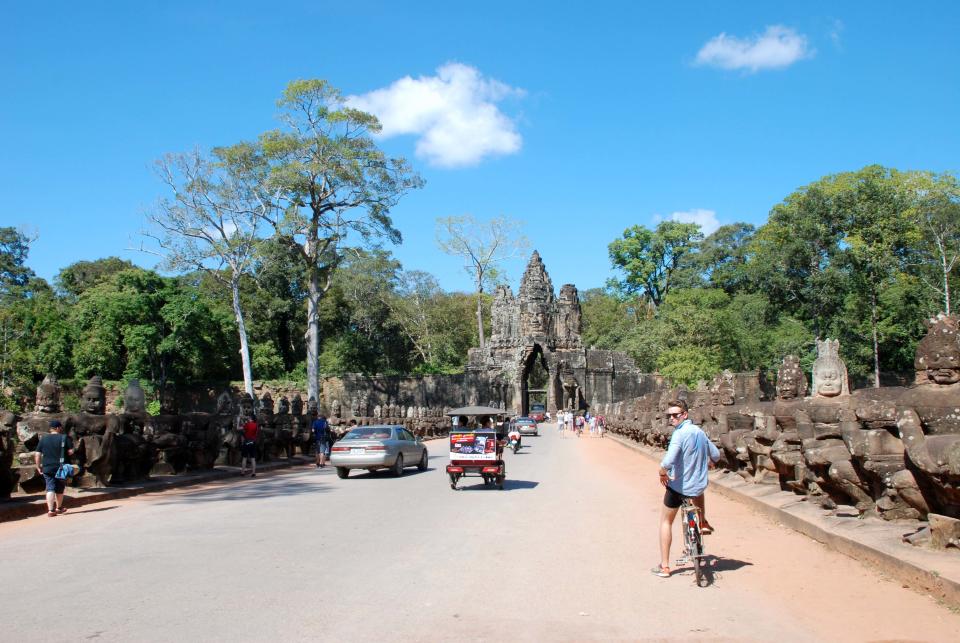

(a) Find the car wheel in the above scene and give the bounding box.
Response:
[336,467,349,479]
[392,454,404,477]
[417,449,428,471]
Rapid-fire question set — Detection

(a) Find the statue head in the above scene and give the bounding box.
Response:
[259,392,274,415]
[290,394,304,416]
[80,375,106,415]
[0,410,16,436]
[915,313,960,386]
[277,396,290,416]
[123,379,147,414]
[216,391,233,415]
[710,370,735,406]
[35,374,62,414]
[238,393,255,419]
[812,339,849,398]
[331,399,342,418]
[306,396,319,419]
[776,355,808,400]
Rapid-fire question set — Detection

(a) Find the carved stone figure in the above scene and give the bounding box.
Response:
[812,339,849,398]
[776,355,808,400]
[16,374,69,492]
[71,376,112,487]
[0,410,18,497]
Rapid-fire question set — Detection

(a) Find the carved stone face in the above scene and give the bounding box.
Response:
[216,392,233,415]
[915,314,960,385]
[260,393,274,415]
[124,380,146,414]
[81,377,106,415]
[291,394,304,416]
[35,374,61,413]
[277,397,290,415]
[238,394,254,418]
[815,367,843,397]
[776,356,807,400]
[812,339,849,398]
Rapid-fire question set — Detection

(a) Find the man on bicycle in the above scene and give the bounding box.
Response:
[652,399,720,578]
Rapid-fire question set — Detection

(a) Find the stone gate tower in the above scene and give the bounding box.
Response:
[467,251,652,415]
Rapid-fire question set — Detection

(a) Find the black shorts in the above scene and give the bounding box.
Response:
[241,441,258,458]
[43,473,66,494]
[663,486,690,509]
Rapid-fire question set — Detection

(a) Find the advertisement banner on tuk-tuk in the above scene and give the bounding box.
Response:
[449,431,497,460]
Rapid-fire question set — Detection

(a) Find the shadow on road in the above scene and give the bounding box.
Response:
[697,555,753,586]
[455,479,539,491]
[153,475,333,505]
[63,505,118,515]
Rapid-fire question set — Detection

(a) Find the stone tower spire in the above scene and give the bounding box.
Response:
[518,251,555,339]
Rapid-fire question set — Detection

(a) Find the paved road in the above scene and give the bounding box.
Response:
[2,425,959,642]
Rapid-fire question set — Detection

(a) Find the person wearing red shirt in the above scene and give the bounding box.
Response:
[240,416,259,477]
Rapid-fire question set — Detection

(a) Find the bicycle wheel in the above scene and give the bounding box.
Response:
[689,524,705,586]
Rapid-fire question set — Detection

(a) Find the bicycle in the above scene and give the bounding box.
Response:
[676,496,707,587]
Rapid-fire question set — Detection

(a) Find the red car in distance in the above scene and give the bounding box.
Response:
[529,403,546,422]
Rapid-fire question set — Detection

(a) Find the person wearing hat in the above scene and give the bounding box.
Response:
[33,420,75,517]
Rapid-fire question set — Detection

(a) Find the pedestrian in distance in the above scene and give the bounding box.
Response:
[239,415,259,478]
[652,399,720,578]
[34,420,74,517]
[312,414,331,468]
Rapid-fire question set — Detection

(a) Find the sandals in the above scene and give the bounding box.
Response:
[700,524,714,535]
[56,507,67,514]
[650,565,671,578]
[47,511,57,517]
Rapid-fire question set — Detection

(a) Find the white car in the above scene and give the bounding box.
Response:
[330,425,429,479]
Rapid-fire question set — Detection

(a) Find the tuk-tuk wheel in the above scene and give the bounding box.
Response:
[497,475,505,490]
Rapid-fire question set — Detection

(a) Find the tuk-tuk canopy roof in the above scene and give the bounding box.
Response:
[445,405,508,417]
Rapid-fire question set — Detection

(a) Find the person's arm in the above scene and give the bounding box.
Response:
[34,449,42,473]
[708,437,720,463]
[659,434,680,485]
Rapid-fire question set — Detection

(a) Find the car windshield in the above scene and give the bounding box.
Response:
[344,427,393,440]
[531,404,545,412]
[516,418,535,424]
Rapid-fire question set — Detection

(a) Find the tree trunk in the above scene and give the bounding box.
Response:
[871,288,881,388]
[476,292,485,349]
[943,253,951,315]
[231,277,254,397]
[305,273,321,404]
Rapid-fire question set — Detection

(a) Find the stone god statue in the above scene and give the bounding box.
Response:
[71,376,112,487]
[776,355,808,400]
[812,339,849,398]
[16,374,70,492]
[0,410,18,497]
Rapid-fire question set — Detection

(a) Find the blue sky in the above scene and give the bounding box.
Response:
[2,1,957,294]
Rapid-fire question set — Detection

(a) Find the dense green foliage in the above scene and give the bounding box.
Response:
[4,153,957,405]
[591,166,959,387]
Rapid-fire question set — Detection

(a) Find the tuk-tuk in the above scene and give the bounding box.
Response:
[445,405,508,490]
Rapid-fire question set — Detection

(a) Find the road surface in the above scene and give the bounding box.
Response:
[1,424,958,642]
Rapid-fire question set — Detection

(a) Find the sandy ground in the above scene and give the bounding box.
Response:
[0,426,957,642]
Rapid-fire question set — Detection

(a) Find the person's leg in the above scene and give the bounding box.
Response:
[250,458,256,477]
[46,491,56,513]
[694,494,713,531]
[659,504,679,571]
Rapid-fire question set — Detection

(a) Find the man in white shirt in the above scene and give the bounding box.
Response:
[652,399,719,578]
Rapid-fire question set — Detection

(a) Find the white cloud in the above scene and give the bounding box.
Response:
[347,63,524,168]
[670,209,720,235]
[694,25,813,72]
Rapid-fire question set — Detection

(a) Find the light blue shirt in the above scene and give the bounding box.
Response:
[660,419,720,497]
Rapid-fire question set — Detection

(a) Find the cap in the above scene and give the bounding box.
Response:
[49,420,62,428]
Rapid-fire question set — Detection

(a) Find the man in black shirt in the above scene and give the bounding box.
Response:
[33,420,74,517]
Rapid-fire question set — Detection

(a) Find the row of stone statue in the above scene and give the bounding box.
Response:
[601,314,960,527]
[0,377,454,498]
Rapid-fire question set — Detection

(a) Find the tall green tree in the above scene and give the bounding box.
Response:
[252,79,423,400]
[903,171,960,315]
[607,221,703,307]
[147,147,272,397]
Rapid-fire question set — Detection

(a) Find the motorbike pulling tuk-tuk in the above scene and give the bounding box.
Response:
[445,405,508,490]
